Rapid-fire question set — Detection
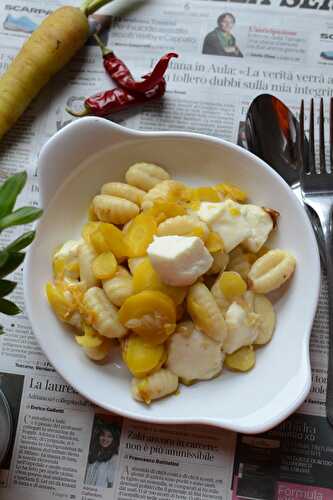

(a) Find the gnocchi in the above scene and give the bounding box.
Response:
[101,182,145,206]
[125,162,170,191]
[132,368,179,403]
[103,266,134,307]
[157,214,209,241]
[46,161,296,404]
[141,180,187,211]
[248,249,296,293]
[78,241,99,289]
[187,282,227,344]
[83,287,127,338]
[93,194,139,225]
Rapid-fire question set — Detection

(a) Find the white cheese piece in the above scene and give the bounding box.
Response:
[53,239,82,281]
[167,322,224,382]
[54,240,81,261]
[241,205,273,253]
[223,302,259,354]
[197,202,224,224]
[210,200,251,253]
[147,235,213,287]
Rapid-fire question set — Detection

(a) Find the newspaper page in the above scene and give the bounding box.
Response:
[0,0,332,499]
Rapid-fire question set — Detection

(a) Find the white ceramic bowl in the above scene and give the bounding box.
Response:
[24,117,320,434]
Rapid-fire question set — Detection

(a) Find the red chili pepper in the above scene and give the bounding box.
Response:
[95,35,178,93]
[66,80,166,117]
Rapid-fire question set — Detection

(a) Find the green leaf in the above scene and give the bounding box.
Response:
[0,298,20,315]
[0,324,4,335]
[0,250,8,268]
[0,252,25,278]
[5,231,36,253]
[0,279,17,297]
[0,207,43,231]
[0,171,27,219]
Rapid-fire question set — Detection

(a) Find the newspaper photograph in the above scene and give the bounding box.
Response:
[0,0,333,498]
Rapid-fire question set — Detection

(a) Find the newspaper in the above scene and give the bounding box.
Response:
[0,0,332,498]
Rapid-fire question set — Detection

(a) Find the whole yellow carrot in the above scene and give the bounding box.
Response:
[0,0,114,139]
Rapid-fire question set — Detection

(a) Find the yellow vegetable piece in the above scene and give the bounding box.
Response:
[119,290,176,345]
[89,229,109,254]
[219,271,247,300]
[90,223,129,260]
[67,261,80,274]
[133,258,187,305]
[53,257,65,280]
[0,6,89,140]
[229,207,241,216]
[75,324,103,348]
[83,339,112,361]
[215,183,247,202]
[82,221,101,244]
[92,252,117,280]
[191,186,221,202]
[146,199,187,224]
[225,346,255,372]
[123,213,157,258]
[187,200,201,211]
[122,334,166,378]
[88,204,98,221]
[205,232,223,253]
[45,282,74,322]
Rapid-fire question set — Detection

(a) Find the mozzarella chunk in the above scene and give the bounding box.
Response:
[241,204,273,253]
[223,302,259,354]
[197,200,251,253]
[147,235,213,287]
[53,239,82,281]
[197,202,224,224]
[210,200,251,253]
[54,240,81,260]
[167,322,224,382]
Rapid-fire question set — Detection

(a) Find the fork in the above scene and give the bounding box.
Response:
[299,97,333,426]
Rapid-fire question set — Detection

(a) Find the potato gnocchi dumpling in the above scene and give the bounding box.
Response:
[46,161,296,404]
[125,162,170,191]
[157,214,209,241]
[93,194,139,225]
[101,182,145,206]
[102,266,134,307]
[141,180,186,211]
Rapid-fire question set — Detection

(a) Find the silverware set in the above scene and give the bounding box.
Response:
[246,95,333,427]
[299,98,333,426]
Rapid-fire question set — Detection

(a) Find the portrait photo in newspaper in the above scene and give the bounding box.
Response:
[84,414,122,489]
[0,372,24,487]
[202,13,243,57]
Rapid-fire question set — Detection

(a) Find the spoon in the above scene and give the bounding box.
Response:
[245,93,325,264]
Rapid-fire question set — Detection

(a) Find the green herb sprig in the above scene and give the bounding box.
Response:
[0,171,43,333]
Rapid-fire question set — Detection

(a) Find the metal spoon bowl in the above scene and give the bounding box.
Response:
[246,93,324,262]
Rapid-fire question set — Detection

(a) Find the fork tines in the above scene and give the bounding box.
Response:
[300,97,333,175]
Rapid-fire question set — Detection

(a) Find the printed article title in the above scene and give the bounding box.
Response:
[216,0,332,10]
